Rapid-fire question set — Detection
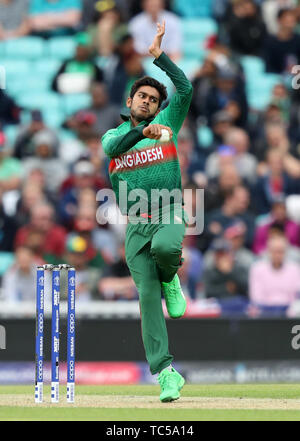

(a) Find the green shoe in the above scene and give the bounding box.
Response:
[158,367,185,402]
[162,274,186,319]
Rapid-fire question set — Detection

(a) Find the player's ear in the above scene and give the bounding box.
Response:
[126,97,132,109]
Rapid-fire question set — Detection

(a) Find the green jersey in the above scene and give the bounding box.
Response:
[102,52,193,215]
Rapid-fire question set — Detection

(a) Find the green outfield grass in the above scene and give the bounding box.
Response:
[1,384,300,421]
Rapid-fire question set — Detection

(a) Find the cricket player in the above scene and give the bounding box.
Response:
[102,21,193,402]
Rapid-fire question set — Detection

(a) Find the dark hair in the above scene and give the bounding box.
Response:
[277,7,293,20]
[130,76,167,107]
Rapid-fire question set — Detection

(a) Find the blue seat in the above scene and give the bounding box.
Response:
[182,18,217,40]
[7,74,50,97]
[33,58,61,80]
[247,75,281,110]
[241,56,266,78]
[63,93,92,115]
[43,110,66,128]
[173,0,212,17]
[4,125,18,146]
[142,58,174,96]
[0,252,14,276]
[183,40,207,58]
[47,37,77,59]
[17,91,62,112]
[1,59,31,77]
[177,58,201,78]
[4,37,45,59]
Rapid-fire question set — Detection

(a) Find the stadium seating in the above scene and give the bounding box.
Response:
[181,18,217,57]
[47,36,76,59]
[173,0,212,17]
[4,37,45,59]
[63,93,92,115]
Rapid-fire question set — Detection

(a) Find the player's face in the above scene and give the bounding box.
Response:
[127,86,160,122]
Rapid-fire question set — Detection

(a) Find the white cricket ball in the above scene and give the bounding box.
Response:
[159,128,170,142]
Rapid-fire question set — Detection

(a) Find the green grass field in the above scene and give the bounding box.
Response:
[1,384,300,421]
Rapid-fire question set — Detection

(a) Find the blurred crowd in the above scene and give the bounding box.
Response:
[1,0,300,317]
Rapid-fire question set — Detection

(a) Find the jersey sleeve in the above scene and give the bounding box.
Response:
[154,52,193,135]
[101,125,146,159]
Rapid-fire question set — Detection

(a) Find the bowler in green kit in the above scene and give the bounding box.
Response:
[102,22,193,402]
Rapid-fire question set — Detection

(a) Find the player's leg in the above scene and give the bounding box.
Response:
[125,226,173,375]
[150,212,187,318]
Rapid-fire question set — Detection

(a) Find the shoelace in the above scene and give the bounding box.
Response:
[166,284,180,304]
[159,372,177,390]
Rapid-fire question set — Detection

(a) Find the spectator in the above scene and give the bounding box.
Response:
[207,185,255,248]
[205,66,248,128]
[205,110,234,154]
[249,235,300,306]
[14,202,67,260]
[0,90,20,127]
[204,163,242,213]
[29,0,82,38]
[71,204,118,264]
[104,32,145,106]
[225,0,266,55]
[52,32,103,94]
[264,7,300,73]
[22,130,68,195]
[94,0,128,56]
[204,238,249,299]
[14,182,47,228]
[0,0,30,39]
[2,246,41,302]
[253,196,300,254]
[177,239,204,300]
[59,159,105,227]
[0,188,17,251]
[98,244,137,300]
[64,234,100,301]
[206,128,257,184]
[0,131,23,194]
[14,110,59,160]
[64,82,120,135]
[205,221,255,271]
[254,148,300,214]
[129,0,182,61]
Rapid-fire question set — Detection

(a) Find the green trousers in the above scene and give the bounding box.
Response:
[125,207,186,375]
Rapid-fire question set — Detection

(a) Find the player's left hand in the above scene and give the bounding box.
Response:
[149,21,165,59]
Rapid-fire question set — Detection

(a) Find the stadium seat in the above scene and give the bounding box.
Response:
[142,58,174,97]
[1,59,31,78]
[4,125,18,146]
[43,110,66,129]
[4,37,45,59]
[0,252,14,276]
[16,91,62,112]
[177,58,201,78]
[47,37,77,59]
[181,18,217,56]
[241,56,266,78]
[247,74,281,110]
[173,0,212,17]
[63,93,92,115]
[6,74,50,97]
[182,18,217,40]
[33,58,61,80]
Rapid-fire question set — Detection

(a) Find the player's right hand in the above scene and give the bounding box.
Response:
[143,124,173,140]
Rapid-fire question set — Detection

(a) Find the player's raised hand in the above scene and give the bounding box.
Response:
[149,21,165,59]
[143,124,173,141]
